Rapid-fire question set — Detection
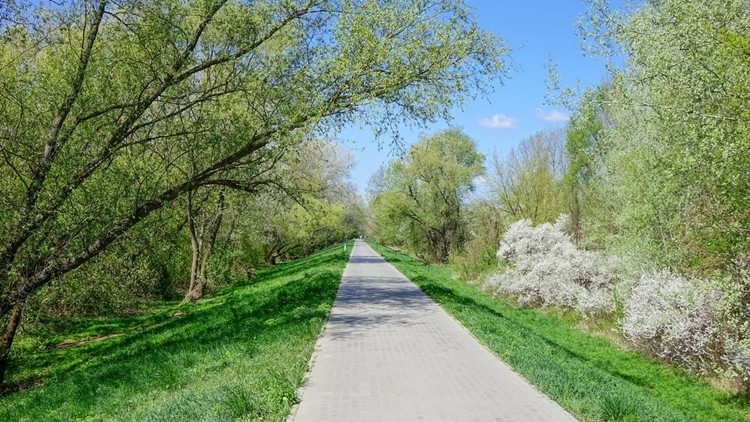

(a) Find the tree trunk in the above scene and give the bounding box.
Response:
[188,277,204,301]
[0,303,23,384]
[570,184,582,245]
[187,242,201,301]
[194,192,224,300]
[186,191,224,302]
[430,228,449,263]
[186,192,203,302]
[265,250,279,265]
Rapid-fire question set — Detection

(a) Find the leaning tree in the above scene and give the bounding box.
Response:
[0,0,507,382]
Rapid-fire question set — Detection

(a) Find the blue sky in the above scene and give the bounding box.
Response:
[340,0,617,197]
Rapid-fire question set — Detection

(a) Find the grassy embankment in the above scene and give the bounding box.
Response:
[370,242,750,422]
[0,242,352,421]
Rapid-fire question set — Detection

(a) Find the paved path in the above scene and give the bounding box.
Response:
[290,240,577,422]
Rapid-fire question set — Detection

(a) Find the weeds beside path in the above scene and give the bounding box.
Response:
[0,242,352,421]
[372,242,750,422]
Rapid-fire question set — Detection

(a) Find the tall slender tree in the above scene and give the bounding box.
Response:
[369,129,484,262]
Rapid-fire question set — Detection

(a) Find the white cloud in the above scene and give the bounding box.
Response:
[479,113,517,129]
[535,109,569,122]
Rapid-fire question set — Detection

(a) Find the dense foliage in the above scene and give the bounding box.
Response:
[569,0,750,387]
[578,0,750,273]
[479,0,750,389]
[0,0,506,384]
[368,129,484,262]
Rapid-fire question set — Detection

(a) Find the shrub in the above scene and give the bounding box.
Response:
[621,270,722,372]
[449,203,504,281]
[487,215,750,388]
[722,335,750,387]
[486,215,617,315]
[712,270,750,387]
[622,269,750,388]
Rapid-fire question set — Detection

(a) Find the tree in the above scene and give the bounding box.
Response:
[260,195,349,264]
[255,140,362,264]
[0,0,508,382]
[449,199,504,281]
[578,0,750,271]
[561,87,612,245]
[574,0,750,384]
[185,189,225,301]
[369,129,484,262]
[487,129,567,225]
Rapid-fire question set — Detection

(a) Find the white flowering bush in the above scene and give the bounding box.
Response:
[623,270,750,385]
[486,215,617,315]
[486,215,750,388]
[722,335,750,386]
[622,270,722,372]
[715,270,750,386]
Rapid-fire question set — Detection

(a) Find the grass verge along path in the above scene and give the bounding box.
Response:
[371,242,750,422]
[0,242,352,422]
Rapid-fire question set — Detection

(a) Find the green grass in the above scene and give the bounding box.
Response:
[371,242,750,422]
[0,242,352,421]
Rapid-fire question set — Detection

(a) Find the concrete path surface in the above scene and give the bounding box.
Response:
[290,240,577,422]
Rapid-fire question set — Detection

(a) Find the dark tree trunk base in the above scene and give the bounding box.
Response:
[0,304,23,385]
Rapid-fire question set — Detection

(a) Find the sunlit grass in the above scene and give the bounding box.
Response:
[373,242,750,422]
[0,242,351,421]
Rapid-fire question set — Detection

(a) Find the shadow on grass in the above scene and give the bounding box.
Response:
[230,251,347,289]
[416,279,658,385]
[0,247,350,421]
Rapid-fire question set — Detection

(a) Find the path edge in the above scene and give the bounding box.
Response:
[285,244,354,422]
[371,242,579,421]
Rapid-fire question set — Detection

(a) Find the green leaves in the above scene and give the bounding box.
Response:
[369,129,483,262]
[0,0,506,302]
[573,0,750,272]
[0,0,506,383]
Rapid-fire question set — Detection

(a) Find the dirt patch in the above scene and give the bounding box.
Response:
[54,310,187,349]
[56,333,123,348]
[0,377,44,395]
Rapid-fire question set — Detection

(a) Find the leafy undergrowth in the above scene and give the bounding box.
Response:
[0,242,351,421]
[372,242,750,422]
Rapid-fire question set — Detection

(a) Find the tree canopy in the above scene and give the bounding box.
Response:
[0,0,508,382]
[369,129,483,262]
[572,0,750,272]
